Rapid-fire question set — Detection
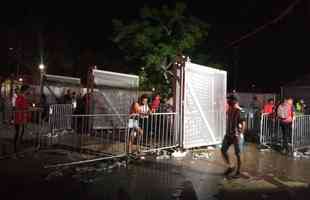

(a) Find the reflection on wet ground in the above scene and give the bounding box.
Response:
[0,143,310,200]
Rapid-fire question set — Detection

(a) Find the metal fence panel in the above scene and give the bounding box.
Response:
[292,115,310,152]
[183,62,226,148]
[41,112,178,167]
[0,109,45,156]
[49,104,73,134]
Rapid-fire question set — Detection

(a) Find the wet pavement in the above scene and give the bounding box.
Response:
[0,143,310,200]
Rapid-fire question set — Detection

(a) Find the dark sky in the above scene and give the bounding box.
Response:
[4,0,310,92]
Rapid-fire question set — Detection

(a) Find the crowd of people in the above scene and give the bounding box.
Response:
[128,94,174,154]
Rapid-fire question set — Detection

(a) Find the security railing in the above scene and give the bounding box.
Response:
[48,104,73,134]
[41,112,178,166]
[292,115,310,152]
[260,113,310,154]
[0,108,45,156]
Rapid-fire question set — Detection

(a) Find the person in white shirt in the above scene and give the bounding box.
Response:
[139,95,151,136]
[12,88,18,108]
[139,95,150,117]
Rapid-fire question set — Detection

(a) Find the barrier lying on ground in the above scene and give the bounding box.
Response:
[260,113,310,153]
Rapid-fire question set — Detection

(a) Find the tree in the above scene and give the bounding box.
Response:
[112,2,209,97]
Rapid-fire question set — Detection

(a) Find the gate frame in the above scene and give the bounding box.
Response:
[173,55,227,149]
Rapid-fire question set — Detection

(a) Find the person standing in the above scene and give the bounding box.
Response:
[128,102,143,154]
[295,99,305,116]
[11,88,18,124]
[139,95,151,135]
[277,97,294,154]
[262,99,275,114]
[250,96,261,134]
[63,89,72,104]
[14,85,30,154]
[71,92,77,109]
[221,95,245,178]
[151,94,161,113]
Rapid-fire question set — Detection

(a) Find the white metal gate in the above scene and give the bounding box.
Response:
[182,61,226,148]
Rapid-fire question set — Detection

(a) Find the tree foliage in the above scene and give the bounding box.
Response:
[112,2,209,97]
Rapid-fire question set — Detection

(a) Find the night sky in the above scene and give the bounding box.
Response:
[4,0,310,92]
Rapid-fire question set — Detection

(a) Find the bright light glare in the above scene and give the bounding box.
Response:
[39,64,45,70]
[18,78,23,82]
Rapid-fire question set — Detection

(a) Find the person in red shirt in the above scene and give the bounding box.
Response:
[151,94,161,113]
[14,85,30,153]
[262,99,275,114]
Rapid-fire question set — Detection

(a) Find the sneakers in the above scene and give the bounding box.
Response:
[224,167,235,176]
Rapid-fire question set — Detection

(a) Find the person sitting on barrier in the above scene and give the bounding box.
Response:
[128,102,143,154]
[277,97,295,155]
[262,99,275,115]
[221,95,245,178]
[14,85,30,154]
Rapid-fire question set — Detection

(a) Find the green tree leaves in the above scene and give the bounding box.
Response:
[112,2,210,98]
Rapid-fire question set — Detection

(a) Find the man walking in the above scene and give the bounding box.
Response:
[277,97,294,154]
[221,95,245,178]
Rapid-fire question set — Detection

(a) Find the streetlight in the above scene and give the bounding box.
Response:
[39,63,46,106]
[18,77,23,82]
[39,63,45,71]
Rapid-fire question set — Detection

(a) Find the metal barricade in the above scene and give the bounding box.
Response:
[135,112,179,153]
[260,113,281,147]
[48,104,73,134]
[0,108,45,156]
[292,115,310,153]
[43,112,179,167]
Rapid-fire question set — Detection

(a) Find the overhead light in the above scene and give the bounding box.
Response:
[18,78,23,82]
[9,47,13,51]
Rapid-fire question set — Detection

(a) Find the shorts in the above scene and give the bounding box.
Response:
[221,134,243,155]
[128,119,139,129]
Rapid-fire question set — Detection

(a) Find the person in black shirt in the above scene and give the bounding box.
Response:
[221,95,245,178]
[63,89,72,104]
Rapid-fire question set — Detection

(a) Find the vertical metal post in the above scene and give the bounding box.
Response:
[39,70,44,105]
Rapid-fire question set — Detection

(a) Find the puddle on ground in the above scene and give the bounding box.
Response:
[1,143,310,200]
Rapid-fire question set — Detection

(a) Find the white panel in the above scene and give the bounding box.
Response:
[93,69,139,89]
[183,61,226,149]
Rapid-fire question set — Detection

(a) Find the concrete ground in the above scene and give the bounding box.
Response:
[0,142,310,200]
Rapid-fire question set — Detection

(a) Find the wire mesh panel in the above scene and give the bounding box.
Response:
[43,74,81,104]
[48,104,73,134]
[292,115,310,152]
[91,69,139,128]
[183,62,226,149]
